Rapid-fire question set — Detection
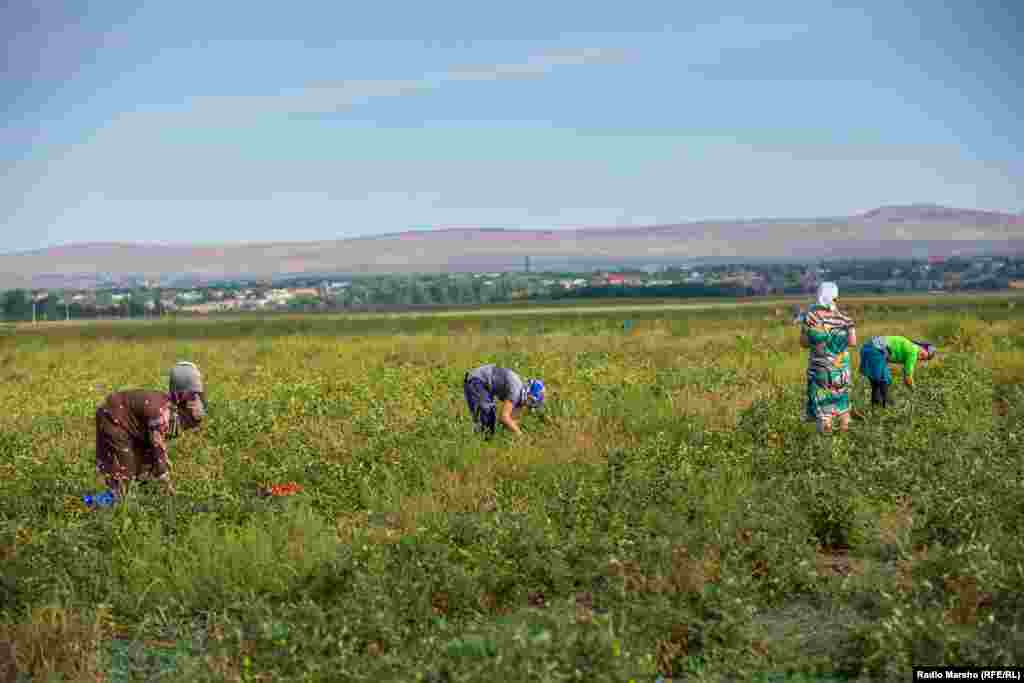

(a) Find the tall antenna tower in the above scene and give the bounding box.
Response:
[525,256,531,273]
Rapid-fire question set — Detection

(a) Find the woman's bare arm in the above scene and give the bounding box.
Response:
[499,400,521,434]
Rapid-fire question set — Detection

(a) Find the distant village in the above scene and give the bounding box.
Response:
[2,255,1023,321]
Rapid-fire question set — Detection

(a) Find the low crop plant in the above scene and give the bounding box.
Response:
[0,295,1021,680]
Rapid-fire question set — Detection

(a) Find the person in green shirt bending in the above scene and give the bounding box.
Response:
[858,336,937,407]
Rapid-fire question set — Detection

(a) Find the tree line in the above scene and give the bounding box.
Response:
[3,256,1022,321]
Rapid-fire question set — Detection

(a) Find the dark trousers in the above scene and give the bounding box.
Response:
[870,379,889,407]
[463,375,497,436]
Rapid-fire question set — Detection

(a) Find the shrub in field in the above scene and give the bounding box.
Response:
[597,428,748,539]
[718,487,820,604]
[486,519,578,611]
[736,384,822,479]
[794,471,871,551]
[364,537,484,633]
[7,518,117,616]
[996,381,1024,436]
[889,357,1002,547]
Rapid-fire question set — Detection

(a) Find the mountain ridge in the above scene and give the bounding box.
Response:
[2,204,1022,289]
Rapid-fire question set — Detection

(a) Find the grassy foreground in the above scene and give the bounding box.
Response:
[1,297,1023,681]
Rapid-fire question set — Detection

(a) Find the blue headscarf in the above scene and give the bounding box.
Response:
[911,340,936,358]
[523,379,545,408]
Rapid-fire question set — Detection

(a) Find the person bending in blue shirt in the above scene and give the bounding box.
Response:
[463,364,545,437]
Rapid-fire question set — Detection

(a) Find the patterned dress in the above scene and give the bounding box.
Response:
[95,390,181,494]
[802,303,856,421]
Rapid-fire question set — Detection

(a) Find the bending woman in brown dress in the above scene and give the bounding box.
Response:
[95,361,207,498]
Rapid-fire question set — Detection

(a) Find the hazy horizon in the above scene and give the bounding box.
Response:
[2,202,1022,254]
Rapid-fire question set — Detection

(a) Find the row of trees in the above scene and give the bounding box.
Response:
[0,289,167,322]
[823,257,1024,282]
[4,256,1022,320]
[327,275,546,308]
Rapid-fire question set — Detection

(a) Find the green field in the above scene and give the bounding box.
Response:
[1,295,1022,681]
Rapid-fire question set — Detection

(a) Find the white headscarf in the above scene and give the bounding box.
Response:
[816,282,839,309]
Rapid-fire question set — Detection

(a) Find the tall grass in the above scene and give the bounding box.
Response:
[114,502,338,611]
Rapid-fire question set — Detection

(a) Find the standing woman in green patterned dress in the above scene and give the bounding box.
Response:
[800,282,857,434]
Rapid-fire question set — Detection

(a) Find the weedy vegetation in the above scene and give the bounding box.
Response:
[1,294,1022,681]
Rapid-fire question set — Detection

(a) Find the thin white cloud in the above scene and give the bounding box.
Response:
[97,21,807,128]
[443,47,632,82]
[155,20,806,120]
[159,46,633,119]
[682,16,811,51]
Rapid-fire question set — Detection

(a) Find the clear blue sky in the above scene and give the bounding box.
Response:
[3,0,1022,251]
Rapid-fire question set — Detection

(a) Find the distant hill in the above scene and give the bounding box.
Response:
[2,205,1022,289]
[860,204,1024,225]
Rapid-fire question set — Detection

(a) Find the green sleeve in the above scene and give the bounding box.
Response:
[887,336,919,378]
[904,346,919,378]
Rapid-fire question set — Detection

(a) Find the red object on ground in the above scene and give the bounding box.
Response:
[265,482,303,497]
